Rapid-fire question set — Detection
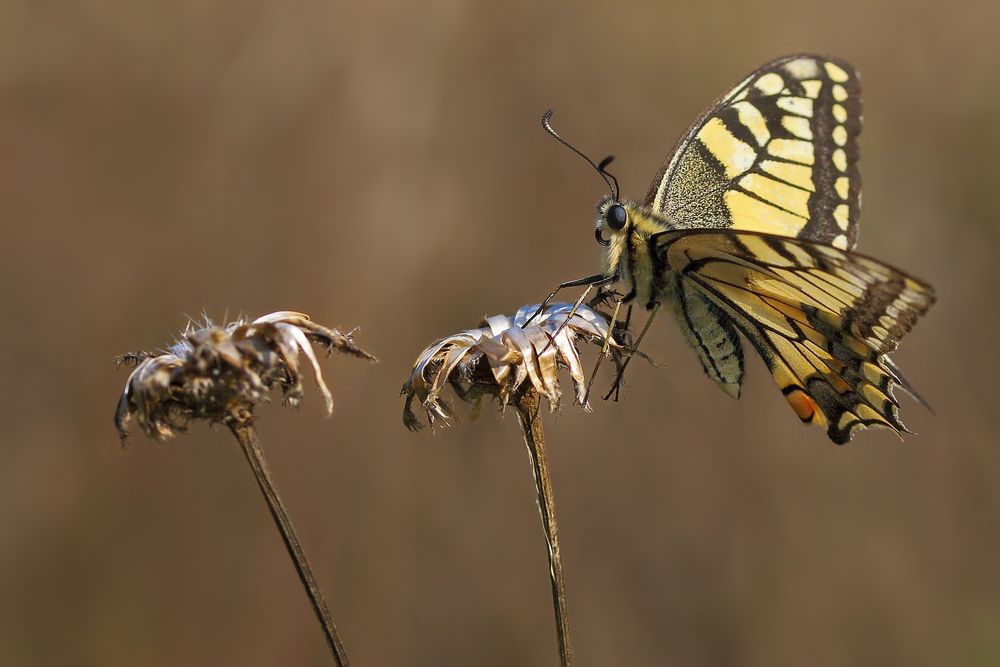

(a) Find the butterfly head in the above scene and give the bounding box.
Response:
[595,196,629,247]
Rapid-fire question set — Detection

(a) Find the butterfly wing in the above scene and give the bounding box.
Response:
[646,54,862,250]
[655,229,934,443]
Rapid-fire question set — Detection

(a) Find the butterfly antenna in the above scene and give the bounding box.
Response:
[597,155,620,201]
[542,109,618,200]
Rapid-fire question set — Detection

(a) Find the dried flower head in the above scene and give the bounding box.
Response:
[115,311,376,441]
[402,302,623,430]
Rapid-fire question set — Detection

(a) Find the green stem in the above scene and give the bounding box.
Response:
[514,389,573,667]
[228,422,351,667]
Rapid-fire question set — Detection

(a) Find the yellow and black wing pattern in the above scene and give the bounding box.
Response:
[654,229,934,443]
[646,54,862,250]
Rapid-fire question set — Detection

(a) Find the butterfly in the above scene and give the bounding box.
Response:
[542,54,935,444]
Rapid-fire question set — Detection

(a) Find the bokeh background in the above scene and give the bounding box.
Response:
[2,1,997,665]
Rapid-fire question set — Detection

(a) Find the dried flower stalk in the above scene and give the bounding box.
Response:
[402,302,623,667]
[115,311,376,667]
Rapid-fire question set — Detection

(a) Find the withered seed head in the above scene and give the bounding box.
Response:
[115,311,376,442]
[402,302,623,430]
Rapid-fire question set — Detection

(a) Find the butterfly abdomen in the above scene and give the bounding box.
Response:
[661,275,745,399]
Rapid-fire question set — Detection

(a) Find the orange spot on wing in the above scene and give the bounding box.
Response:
[787,389,818,423]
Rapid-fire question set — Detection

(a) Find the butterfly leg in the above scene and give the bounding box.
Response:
[525,273,613,326]
[603,302,660,401]
[539,279,606,355]
[601,304,633,400]
[581,298,624,407]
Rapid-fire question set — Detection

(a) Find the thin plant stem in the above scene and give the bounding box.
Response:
[513,388,573,667]
[228,422,351,667]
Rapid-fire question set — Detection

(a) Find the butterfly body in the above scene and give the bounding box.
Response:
[598,197,748,399]
[577,54,935,443]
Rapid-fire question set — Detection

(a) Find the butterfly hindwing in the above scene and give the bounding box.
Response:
[654,229,934,443]
[645,55,862,250]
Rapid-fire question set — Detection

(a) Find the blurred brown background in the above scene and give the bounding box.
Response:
[1,0,997,665]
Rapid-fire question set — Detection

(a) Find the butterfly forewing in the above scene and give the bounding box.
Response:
[654,230,934,443]
[645,55,862,250]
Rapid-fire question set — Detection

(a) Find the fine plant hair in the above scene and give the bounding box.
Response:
[402,302,624,667]
[114,311,376,667]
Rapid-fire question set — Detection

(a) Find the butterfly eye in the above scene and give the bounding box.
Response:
[606,204,628,231]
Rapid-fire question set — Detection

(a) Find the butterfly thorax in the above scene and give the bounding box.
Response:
[597,197,676,307]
